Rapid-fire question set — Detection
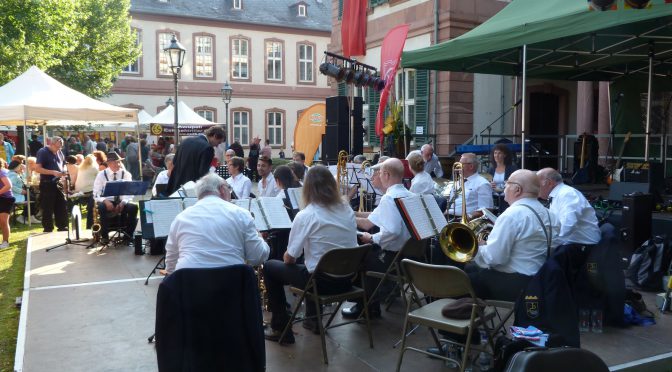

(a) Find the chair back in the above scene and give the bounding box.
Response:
[401,259,475,299]
[505,347,608,372]
[314,244,372,278]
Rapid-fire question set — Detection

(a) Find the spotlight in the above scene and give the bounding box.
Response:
[342,67,356,84]
[319,62,345,81]
[625,0,650,8]
[589,0,616,10]
[353,70,368,87]
[368,75,386,92]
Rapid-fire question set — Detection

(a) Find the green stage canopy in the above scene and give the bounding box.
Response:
[401,0,672,81]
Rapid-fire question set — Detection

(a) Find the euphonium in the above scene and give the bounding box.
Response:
[337,150,349,196]
[439,162,480,262]
[91,203,102,242]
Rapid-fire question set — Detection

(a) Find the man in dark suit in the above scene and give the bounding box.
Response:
[166,126,226,195]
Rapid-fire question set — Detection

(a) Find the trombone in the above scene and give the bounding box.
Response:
[358,160,372,212]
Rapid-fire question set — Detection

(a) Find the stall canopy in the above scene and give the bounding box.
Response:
[0,66,137,124]
[401,0,672,81]
[150,101,219,125]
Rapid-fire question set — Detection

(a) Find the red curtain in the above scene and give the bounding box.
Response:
[341,0,368,57]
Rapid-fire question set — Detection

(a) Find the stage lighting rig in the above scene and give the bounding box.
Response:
[319,51,385,92]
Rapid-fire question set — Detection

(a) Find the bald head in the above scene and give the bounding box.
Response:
[505,169,540,204]
[536,167,563,199]
[381,158,404,188]
[421,144,434,162]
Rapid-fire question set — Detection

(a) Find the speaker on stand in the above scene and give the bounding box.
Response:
[322,95,364,164]
[621,193,653,256]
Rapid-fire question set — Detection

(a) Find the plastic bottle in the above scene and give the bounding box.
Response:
[477,330,492,371]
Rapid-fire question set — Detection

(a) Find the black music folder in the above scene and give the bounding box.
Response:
[395,194,448,240]
[102,181,149,197]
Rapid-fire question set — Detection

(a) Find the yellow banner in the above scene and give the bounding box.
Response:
[293,103,326,166]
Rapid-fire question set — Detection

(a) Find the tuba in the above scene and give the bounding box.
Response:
[439,162,492,262]
[91,203,101,242]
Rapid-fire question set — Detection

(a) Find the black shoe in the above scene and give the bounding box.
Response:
[264,328,295,344]
[341,304,382,319]
[302,319,321,334]
[57,228,68,232]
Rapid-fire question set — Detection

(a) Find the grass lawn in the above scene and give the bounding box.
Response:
[0,222,42,372]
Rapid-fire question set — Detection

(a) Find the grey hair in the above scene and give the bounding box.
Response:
[195,173,228,199]
[51,136,64,145]
[164,153,175,166]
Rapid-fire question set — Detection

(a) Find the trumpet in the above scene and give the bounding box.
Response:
[439,162,492,262]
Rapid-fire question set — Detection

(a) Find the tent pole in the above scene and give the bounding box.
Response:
[402,69,408,156]
[645,48,653,162]
[521,45,527,169]
[513,76,519,143]
[136,116,143,185]
[24,121,31,227]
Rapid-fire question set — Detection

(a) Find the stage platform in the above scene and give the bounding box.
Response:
[13,231,672,371]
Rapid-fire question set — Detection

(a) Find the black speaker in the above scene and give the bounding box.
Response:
[134,233,144,255]
[607,182,649,202]
[352,96,363,156]
[323,96,350,163]
[621,193,653,253]
[621,161,664,200]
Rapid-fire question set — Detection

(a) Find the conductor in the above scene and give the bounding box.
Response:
[166,126,226,195]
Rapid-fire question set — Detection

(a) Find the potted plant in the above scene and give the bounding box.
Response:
[383,100,411,157]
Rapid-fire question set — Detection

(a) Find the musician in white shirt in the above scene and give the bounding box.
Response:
[407,152,435,195]
[165,173,269,274]
[446,153,493,219]
[257,156,280,197]
[226,156,251,198]
[263,166,357,344]
[92,151,138,244]
[152,153,174,197]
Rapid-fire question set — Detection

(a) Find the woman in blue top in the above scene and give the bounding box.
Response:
[0,159,15,249]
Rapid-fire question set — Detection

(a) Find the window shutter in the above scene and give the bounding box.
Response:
[337,82,347,96]
[414,69,429,146]
[338,0,343,20]
[367,88,381,145]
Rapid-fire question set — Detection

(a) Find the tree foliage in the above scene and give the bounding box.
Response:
[0,0,140,98]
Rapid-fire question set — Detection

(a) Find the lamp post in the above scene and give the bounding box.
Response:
[163,34,186,146]
[221,81,233,140]
[165,97,174,107]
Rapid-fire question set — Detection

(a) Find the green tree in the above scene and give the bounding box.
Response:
[0,0,140,98]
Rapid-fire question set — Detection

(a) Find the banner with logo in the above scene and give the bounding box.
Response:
[150,124,215,137]
[376,24,409,146]
[293,103,326,166]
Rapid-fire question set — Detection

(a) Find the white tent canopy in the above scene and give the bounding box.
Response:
[0,66,137,125]
[150,101,219,125]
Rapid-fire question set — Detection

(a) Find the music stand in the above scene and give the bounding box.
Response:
[86,181,149,250]
[46,172,91,252]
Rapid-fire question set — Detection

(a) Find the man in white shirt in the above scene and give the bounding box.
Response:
[408,144,443,178]
[165,173,269,274]
[152,153,174,197]
[469,169,560,301]
[92,151,138,244]
[257,156,280,197]
[446,153,493,219]
[343,158,414,319]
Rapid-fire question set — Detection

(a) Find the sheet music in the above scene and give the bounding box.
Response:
[422,194,448,232]
[286,188,305,210]
[249,200,266,230]
[396,195,447,240]
[183,197,198,209]
[146,199,184,238]
[258,197,293,229]
[182,181,197,198]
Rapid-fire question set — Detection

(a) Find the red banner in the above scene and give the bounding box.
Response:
[341,0,368,58]
[376,24,409,145]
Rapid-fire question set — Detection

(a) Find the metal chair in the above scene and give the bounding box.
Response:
[396,259,498,372]
[279,244,374,364]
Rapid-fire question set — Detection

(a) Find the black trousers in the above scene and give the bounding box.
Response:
[263,259,351,331]
[39,182,67,232]
[465,263,532,302]
[97,201,138,240]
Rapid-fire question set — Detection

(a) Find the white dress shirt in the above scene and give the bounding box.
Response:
[152,169,169,196]
[258,173,281,197]
[368,183,413,252]
[549,182,601,245]
[409,171,435,195]
[474,198,560,276]
[92,168,133,203]
[74,166,99,193]
[165,195,270,273]
[287,202,357,272]
[227,173,252,199]
[448,173,493,216]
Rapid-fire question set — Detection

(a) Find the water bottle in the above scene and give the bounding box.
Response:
[477,330,492,371]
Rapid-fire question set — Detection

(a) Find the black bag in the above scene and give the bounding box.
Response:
[627,235,670,292]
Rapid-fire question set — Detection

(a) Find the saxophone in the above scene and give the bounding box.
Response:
[91,203,101,242]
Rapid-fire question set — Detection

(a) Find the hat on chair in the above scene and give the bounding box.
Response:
[107,151,124,161]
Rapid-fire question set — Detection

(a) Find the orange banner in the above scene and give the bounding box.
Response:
[293,103,326,166]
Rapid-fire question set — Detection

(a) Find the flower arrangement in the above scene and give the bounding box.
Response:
[382,100,411,156]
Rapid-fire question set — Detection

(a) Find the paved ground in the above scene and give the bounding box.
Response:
[13,230,672,371]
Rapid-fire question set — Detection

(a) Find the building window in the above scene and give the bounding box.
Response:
[298,43,313,83]
[231,38,249,80]
[196,109,215,122]
[298,4,306,16]
[194,35,214,78]
[265,40,283,81]
[267,111,283,146]
[233,110,250,146]
[157,32,176,76]
[233,0,242,9]
[396,70,417,129]
[123,29,142,74]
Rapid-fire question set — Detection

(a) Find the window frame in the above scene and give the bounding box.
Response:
[231,108,252,146]
[298,4,306,16]
[122,28,143,76]
[265,109,286,148]
[194,106,217,122]
[264,39,285,84]
[233,0,242,10]
[230,36,251,82]
[296,41,316,85]
[156,29,181,78]
[396,70,417,133]
[192,33,216,80]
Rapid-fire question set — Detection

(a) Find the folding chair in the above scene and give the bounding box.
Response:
[11,201,27,226]
[279,244,374,364]
[396,259,498,372]
[365,238,428,312]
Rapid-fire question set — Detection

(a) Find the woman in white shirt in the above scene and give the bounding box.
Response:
[263,165,358,344]
[226,156,251,199]
[74,155,99,194]
[407,152,435,195]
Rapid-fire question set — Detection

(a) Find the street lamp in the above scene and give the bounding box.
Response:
[221,81,233,140]
[163,34,186,145]
[165,97,174,107]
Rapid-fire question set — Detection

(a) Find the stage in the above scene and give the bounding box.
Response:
[10,229,672,371]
